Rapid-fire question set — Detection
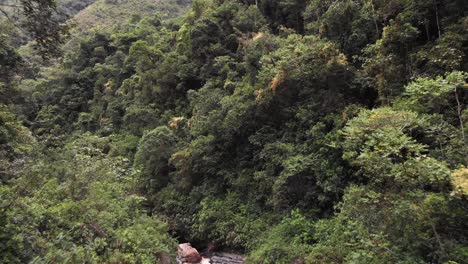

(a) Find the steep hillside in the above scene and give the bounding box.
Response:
[71,0,190,34]
[0,0,97,40]
[58,0,98,16]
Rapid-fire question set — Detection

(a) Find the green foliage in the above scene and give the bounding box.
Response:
[247,210,314,264]
[398,72,467,115]
[396,72,468,165]
[0,134,176,263]
[305,0,378,56]
[342,107,451,190]
[194,193,270,250]
[305,185,468,264]
[134,126,177,192]
[0,105,36,183]
[413,24,468,75]
[0,33,21,87]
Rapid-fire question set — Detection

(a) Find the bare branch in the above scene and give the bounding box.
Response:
[0,4,23,8]
[0,6,28,35]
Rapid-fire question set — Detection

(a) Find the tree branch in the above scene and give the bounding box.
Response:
[0,6,14,22]
[0,6,29,35]
[0,4,23,8]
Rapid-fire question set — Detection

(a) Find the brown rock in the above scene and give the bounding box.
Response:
[178,243,202,263]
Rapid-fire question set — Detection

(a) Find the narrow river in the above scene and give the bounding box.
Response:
[177,243,245,264]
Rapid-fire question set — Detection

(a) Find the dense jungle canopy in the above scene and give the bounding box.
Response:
[0,0,467,263]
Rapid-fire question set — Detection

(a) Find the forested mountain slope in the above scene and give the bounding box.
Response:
[0,0,97,47]
[1,0,468,263]
[59,0,98,16]
[71,0,190,35]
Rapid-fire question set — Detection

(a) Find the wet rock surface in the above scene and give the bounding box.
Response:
[210,252,245,264]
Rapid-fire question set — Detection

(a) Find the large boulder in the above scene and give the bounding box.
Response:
[178,243,202,263]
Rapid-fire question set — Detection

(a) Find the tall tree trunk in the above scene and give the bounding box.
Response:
[425,20,430,41]
[455,86,467,165]
[370,0,379,38]
[433,0,441,39]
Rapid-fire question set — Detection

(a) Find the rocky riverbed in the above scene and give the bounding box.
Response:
[177,243,245,264]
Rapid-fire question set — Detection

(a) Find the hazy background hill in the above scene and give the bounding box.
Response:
[71,0,191,35]
[58,0,98,17]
